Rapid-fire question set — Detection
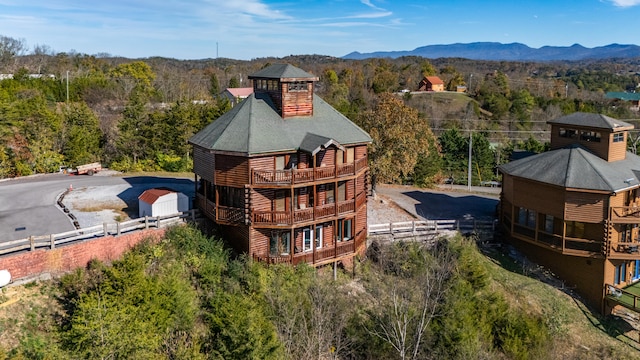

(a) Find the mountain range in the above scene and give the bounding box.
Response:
[342,42,640,61]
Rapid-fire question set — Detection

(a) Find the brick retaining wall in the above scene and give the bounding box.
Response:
[0,228,166,282]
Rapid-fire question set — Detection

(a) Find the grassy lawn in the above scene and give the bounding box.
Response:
[480,243,640,358]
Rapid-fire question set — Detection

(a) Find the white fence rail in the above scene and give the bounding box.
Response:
[368,219,496,238]
[0,211,197,257]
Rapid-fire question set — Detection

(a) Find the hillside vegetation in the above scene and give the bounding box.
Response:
[0,225,638,359]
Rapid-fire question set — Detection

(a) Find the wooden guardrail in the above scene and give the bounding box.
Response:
[0,210,198,257]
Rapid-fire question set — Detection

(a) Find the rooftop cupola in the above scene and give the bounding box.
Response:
[547,112,634,162]
[248,64,319,119]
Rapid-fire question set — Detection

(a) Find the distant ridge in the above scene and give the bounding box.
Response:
[342,42,640,61]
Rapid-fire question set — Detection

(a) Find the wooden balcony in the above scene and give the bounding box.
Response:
[610,206,640,224]
[607,241,640,260]
[254,239,358,266]
[195,194,245,225]
[252,199,357,226]
[251,156,367,186]
[253,228,366,266]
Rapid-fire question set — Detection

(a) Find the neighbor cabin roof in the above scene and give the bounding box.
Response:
[424,76,444,85]
[499,144,640,193]
[224,87,253,97]
[547,112,634,132]
[189,92,371,156]
[248,64,319,81]
[606,92,640,101]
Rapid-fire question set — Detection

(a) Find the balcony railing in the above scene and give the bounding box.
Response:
[251,156,368,185]
[607,240,640,259]
[337,199,355,215]
[252,200,360,226]
[610,206,640,223]
[254,239,357,266]
[217,205,245,225]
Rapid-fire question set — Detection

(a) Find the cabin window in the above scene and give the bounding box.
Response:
[517,207,536,228]
[337,218,353,241]
[218,186,243,208]
[288,81,307,92]
[565,221,585,239]
[288,154,298,169]
[539,214,554,234]
[580,130,601,142]
[270,231,291,256]
[324,184,335,204]
[614,132,625,143]
[315,224,323,248]
[256,79,267,90]
[559,128,577,138]
[268,80,279,91]
[303,227,312,252]
[615,262,627,285]
[276,154,298,170]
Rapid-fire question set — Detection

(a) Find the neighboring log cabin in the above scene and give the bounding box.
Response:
[189,64,372,267]
[499,112,640,313]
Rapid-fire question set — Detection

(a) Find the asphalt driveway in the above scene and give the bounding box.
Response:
[374,184,500,222]
[0,173,194,243]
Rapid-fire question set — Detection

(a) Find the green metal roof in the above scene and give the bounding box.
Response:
[606,92,640,101]
[248,63,319,81]
[189,92,371,156]
[499,144,640,193]
[547,112,634,131]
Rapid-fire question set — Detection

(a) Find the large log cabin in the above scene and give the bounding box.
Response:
[189,64,372,266]
[499,112,640,313]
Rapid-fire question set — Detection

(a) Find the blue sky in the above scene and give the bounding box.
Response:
[1,0,640,60]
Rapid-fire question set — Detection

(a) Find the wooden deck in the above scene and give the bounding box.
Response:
[251,156,367,186]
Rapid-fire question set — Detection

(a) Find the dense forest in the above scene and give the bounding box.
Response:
[3,225,635,359]
[1,34,640,184]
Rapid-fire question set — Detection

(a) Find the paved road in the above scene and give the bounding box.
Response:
[0,173,195,243]
[375,184,500,222]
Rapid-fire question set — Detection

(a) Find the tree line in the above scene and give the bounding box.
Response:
[1,34,638,183]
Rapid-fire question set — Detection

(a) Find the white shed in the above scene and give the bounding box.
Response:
[138,188,189,218]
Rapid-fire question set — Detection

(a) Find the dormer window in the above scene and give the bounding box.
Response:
[559,128,577,138]
[614,133,625,143]
[288,81,307,92]
[580,130,601,142]
[256,79,279,91]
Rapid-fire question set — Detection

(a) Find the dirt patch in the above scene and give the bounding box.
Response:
[367,193,417,225]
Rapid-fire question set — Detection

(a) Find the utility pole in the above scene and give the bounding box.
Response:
[66,70,69,102]
[467,132,472,191]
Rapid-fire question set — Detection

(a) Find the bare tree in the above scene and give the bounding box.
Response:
[0,35,27,71]
[366,242,454,360]
[265,269,352,360]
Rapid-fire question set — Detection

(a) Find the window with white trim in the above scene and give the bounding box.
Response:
[303,227,312,252]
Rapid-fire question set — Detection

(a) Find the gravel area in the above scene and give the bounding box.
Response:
[367,193,417,225]
[62,172,195,228]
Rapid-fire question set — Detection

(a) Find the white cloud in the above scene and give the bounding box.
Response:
[347,11,393,19]
[608,0,640,7]
[359,0,390,14]
[205,0,290,19]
